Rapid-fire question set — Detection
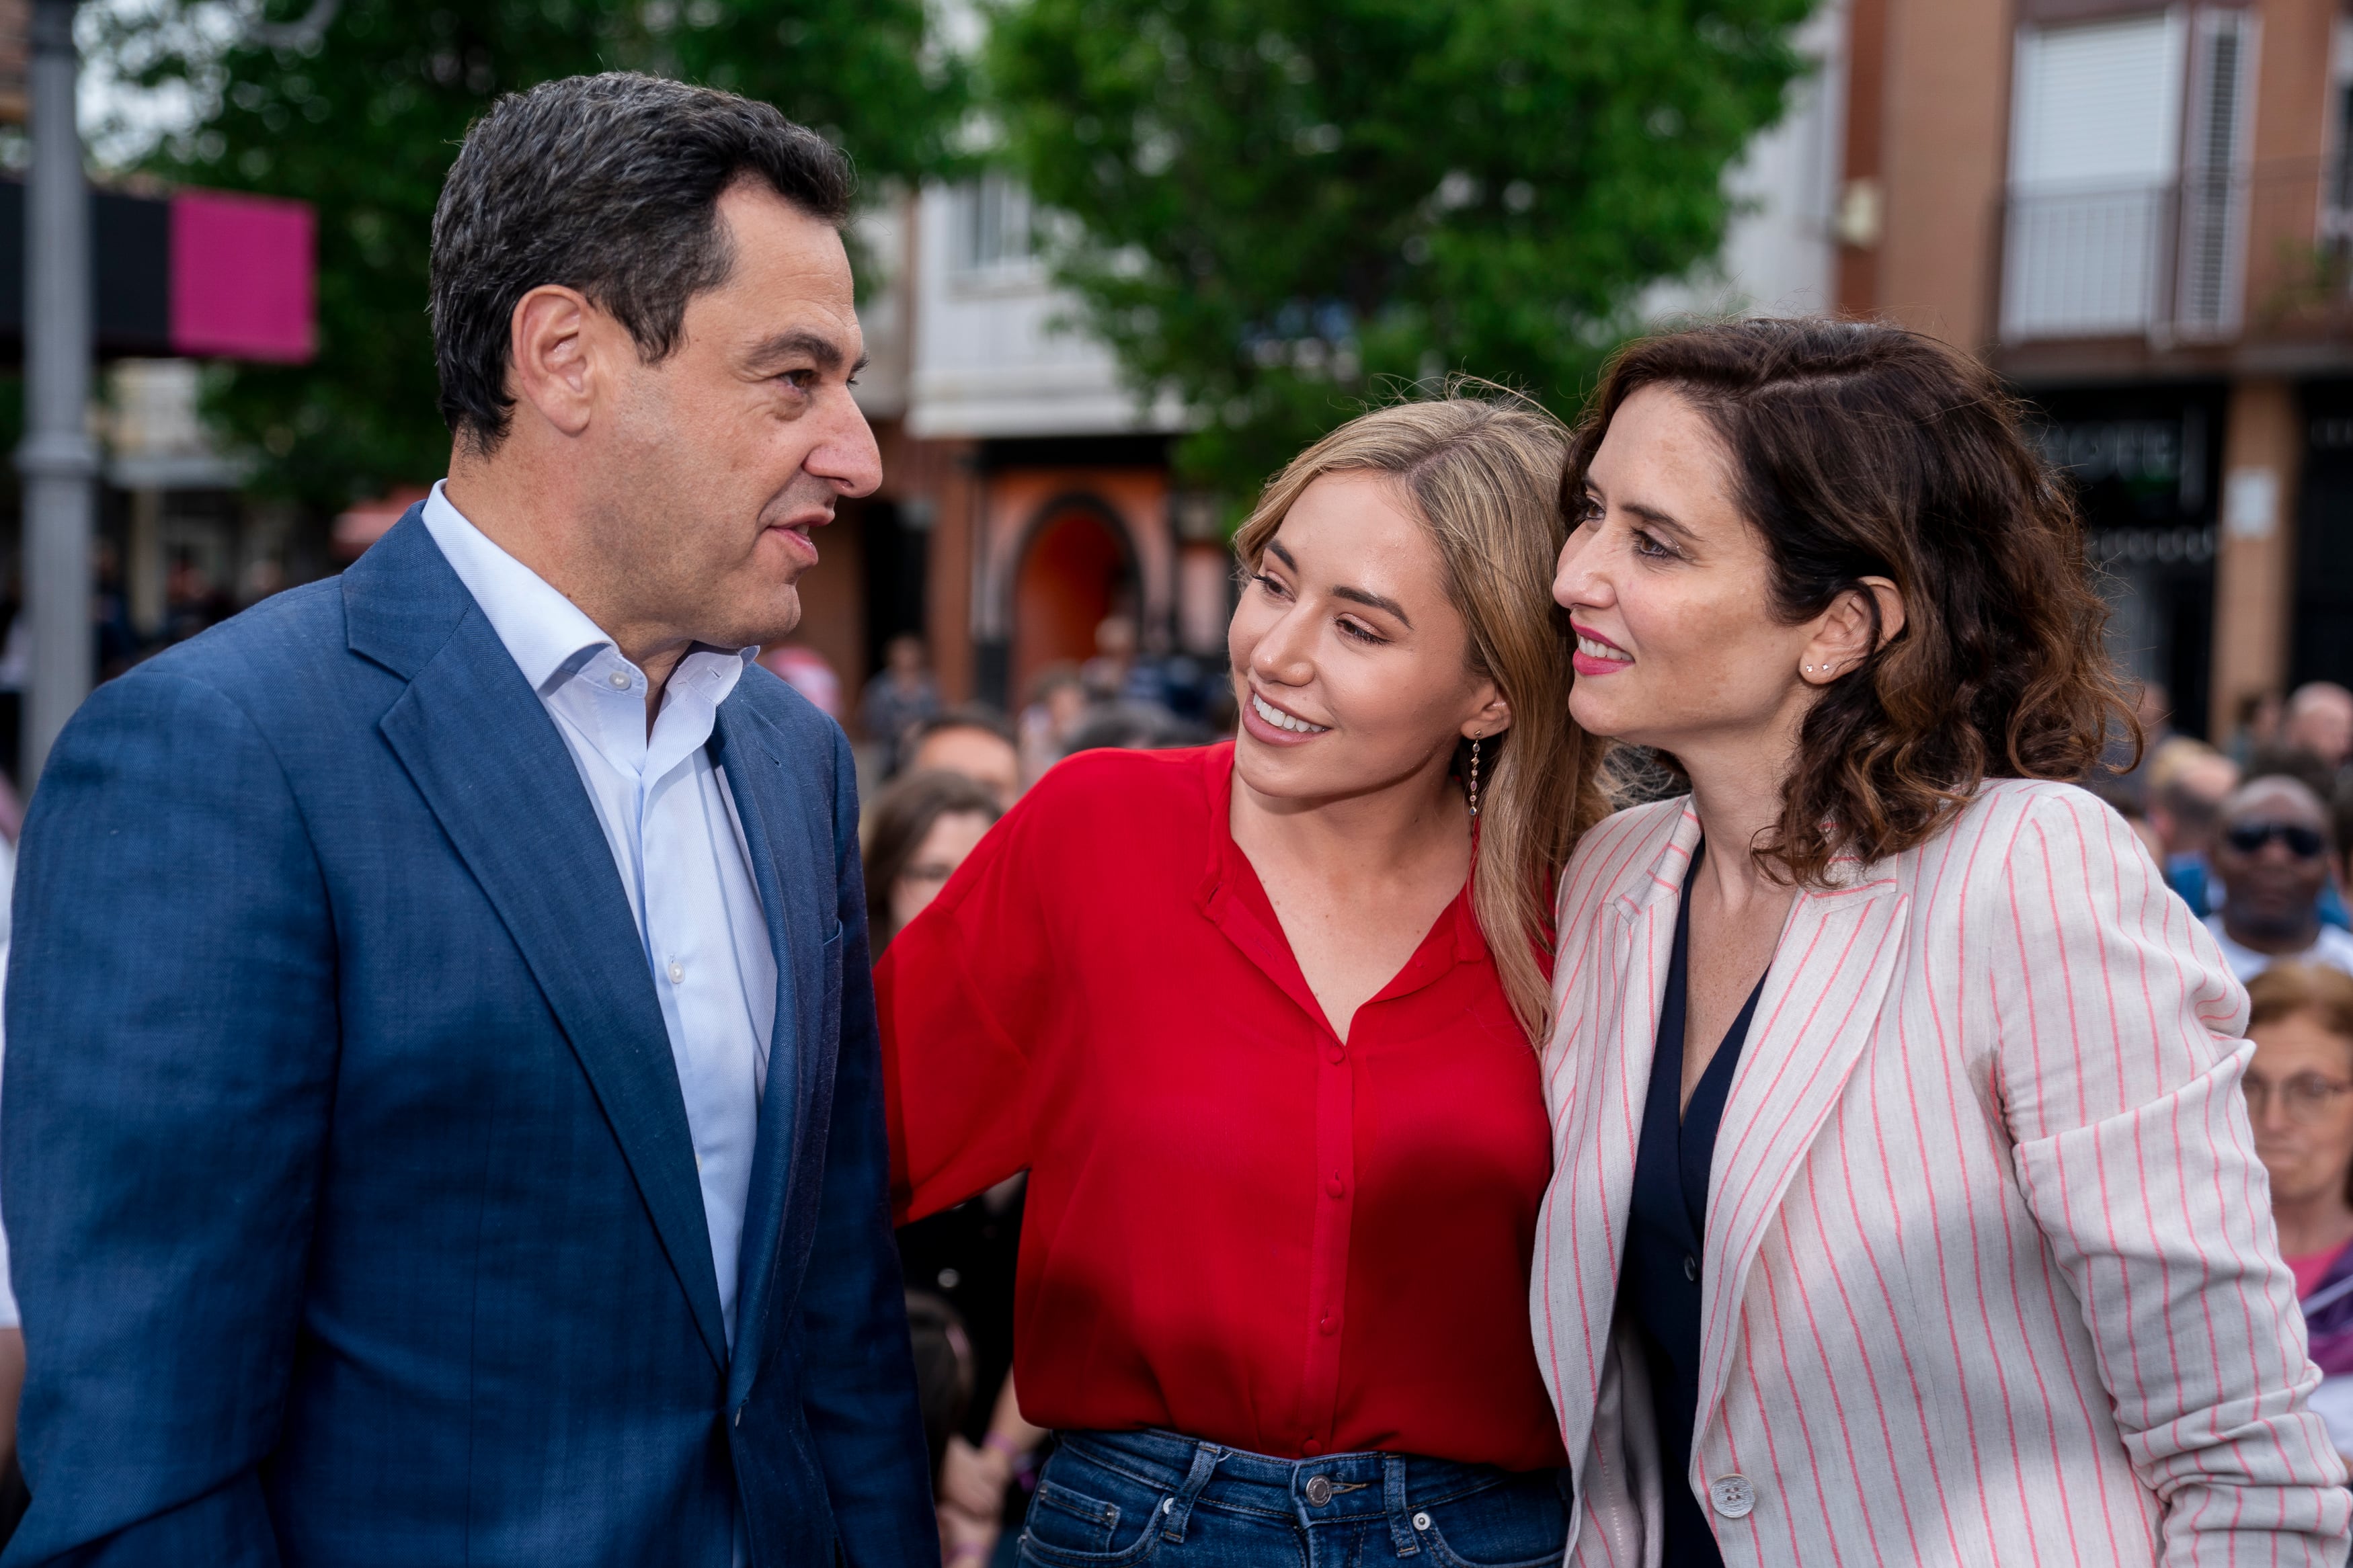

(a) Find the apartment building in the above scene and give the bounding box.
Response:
[1840,0,2352,737]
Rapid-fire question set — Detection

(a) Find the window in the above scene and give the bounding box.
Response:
[2002,11,2186,339]
[2322,19,2353,246]
[951,173,1034,278]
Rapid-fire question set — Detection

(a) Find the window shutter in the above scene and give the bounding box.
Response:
[2175,7,2258,335]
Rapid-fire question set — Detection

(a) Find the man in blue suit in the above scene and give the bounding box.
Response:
[0,73,934,1566]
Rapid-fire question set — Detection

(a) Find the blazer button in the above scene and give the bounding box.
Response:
[1683,1254,1698,1282]
[1710,1474,1755,1519]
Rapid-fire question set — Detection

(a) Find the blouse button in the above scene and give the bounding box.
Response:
[1326,1044,1345,1065]
[1325,1173,1345,1198]
[1302,1439,1322,1456]
[1318,1313,1337,1336]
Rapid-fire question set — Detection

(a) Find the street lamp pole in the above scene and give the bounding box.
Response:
[17,0,93,784]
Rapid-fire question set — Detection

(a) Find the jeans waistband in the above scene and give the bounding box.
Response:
[1056,1428,1533,1547]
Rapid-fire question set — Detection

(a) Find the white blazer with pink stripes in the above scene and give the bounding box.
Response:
[1536,780,2352,1568]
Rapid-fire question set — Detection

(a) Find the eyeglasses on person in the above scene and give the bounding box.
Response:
[2243,1070,2353,1125]
[2223,821,2329,860]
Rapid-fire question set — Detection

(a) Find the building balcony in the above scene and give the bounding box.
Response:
[1997,159,2353,375]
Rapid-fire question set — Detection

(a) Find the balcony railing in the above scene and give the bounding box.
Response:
[2000,159,2346,345]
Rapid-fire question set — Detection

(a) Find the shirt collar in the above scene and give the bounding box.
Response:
[418,479,756,697]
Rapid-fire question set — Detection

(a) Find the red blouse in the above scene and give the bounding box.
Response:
[877,743,1566,1471]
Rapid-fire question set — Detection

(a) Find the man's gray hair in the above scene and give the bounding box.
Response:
[430,72,853,453]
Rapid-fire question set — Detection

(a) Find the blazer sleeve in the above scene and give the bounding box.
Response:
[877,774,1058,1225]
[797,727,942,1568]
[1989,787,2352,1566]
[1,671,337,1567]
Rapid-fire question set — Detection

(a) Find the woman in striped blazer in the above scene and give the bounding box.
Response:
[1538,318,2350,1567]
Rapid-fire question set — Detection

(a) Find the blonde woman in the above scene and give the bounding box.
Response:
[878,395,1610,1568]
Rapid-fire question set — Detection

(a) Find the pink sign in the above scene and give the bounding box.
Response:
[169,190,316,363]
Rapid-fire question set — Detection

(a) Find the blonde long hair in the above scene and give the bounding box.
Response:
[1233,392,1613,1040]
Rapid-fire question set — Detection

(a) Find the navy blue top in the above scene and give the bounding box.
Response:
[1619,843,1766,1568]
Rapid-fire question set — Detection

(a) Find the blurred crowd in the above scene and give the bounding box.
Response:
[2098,680,2353,1474]
[2103,679,2353,984]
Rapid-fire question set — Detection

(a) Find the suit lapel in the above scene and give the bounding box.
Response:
[1691,866,1909,1447]
[360,518,729,1372]
[710,700,826,1401]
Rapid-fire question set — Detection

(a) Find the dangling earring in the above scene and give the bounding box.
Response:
[1468,732,1482,819]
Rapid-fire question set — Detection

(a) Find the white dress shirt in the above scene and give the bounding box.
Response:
[422,483,776,1348]
[2203,913,2353,982]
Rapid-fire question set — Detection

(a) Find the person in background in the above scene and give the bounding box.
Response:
[1015,663,1086,787]
[861,770,1041,1568]
[863,634,942,772]
[2247,961,2353,1466]
[1079,614,1140,705]
[1061,703,1211,756]
[2207,776,2353,981]
[2148,737,2240,917]
[2235,690,2288,769]
[2101,679,2173,810]
[2289,683,2353,782]
[863,771,1002,954]
[2335,779,2353,927]
[904,706,1023,812]
[756,641,842,721]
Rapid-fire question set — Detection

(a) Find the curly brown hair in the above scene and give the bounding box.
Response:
[1562,319,2136,885]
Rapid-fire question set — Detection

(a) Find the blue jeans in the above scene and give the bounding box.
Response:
[1016,1429,1571,1568]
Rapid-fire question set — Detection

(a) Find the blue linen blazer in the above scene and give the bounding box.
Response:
[0,509,936,1567]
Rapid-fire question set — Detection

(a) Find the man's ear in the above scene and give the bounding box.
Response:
[506,284,598,439]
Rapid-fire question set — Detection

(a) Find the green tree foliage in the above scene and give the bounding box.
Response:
[984,0,1818,502]
[100,0,964,505]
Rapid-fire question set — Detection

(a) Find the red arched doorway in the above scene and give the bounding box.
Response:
[1012,505,1131,706]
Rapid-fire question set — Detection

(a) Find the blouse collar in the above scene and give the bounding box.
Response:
[1191,742,1487,1037]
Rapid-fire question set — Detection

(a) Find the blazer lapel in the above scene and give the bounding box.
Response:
[709,700,824,1401]
[358,516,729,1372]
[1691,865,1910,1450]
[1546,804,1698,1486]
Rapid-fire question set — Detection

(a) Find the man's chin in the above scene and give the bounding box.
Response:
[734,589,803,652]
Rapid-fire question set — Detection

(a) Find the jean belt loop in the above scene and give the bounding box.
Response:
[1160,1440,1224,1542]
[1383,1454,1420,1557]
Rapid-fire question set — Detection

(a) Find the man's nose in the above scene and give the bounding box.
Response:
[811,395,883,499]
